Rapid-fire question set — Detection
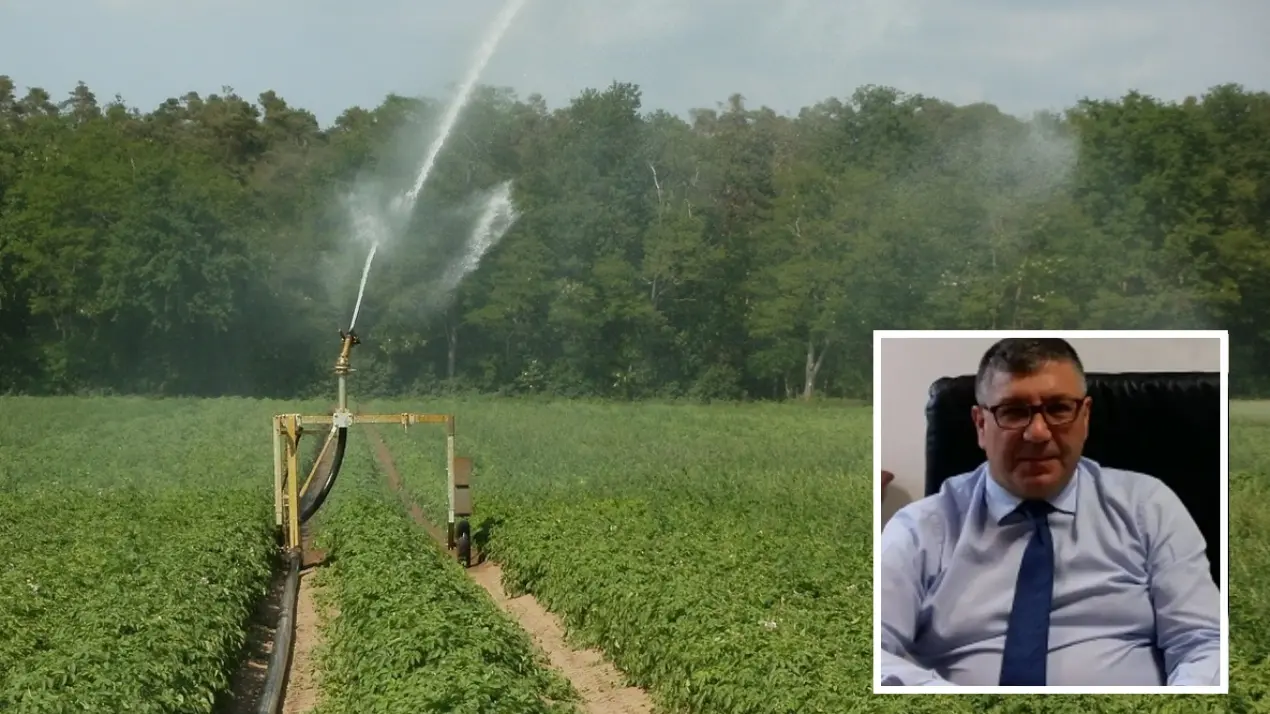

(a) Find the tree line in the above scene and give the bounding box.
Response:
[0,75,1267,400]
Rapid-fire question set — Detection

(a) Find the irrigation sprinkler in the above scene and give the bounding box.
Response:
[271,328,474,567]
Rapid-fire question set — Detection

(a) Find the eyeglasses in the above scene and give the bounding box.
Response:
[981,398,1086,430]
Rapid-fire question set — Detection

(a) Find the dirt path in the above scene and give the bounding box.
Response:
[214,545,325,714]
[282,541,324,714]
[218,521,327,713]
[364,425,655,714]
[215,567,285,714]
[277,426,342,714]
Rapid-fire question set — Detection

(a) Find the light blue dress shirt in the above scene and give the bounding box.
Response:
[879,456,1221,686]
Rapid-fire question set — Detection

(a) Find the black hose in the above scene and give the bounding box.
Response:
[298,427,347,524]
[256,550,300,714]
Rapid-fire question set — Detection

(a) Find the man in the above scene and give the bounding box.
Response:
[879,337,1221,687]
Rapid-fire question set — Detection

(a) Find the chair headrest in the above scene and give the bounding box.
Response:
[924,371,1221,587]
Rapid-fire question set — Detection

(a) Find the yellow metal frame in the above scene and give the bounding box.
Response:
[270,329,474,556]
[271,412,468,552]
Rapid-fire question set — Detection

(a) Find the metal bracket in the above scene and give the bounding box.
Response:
[270,329,473,565]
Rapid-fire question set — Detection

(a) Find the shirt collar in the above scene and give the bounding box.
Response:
[983,458,1083,525]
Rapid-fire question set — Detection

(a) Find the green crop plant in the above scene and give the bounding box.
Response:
[3,394,1268,713]
[379,396,1270,714]
[308,438,579,713]
[0,397,281,713]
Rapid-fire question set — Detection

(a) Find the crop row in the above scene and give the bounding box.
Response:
[1,396,581,712]
[375,396,1270,713]
[308,435,581,713]
[0,397,281,713]
[375,398,873,713]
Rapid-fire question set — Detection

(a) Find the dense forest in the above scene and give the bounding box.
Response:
[0,75,1267,400]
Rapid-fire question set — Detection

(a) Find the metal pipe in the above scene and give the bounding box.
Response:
[299,427,339,500]
[446,417,456,531]
[285,417,301,550]
[272,417,283,528]
[337,375,347,411]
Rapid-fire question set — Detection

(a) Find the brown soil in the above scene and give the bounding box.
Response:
[217,513,328,712]
[364,425,655,714]
[282,529,326,714]
[277,426,337,714]
[214,567,286,714]
[468,561,654,713]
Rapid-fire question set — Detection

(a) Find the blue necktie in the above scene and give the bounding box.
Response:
[999,500,1055,686]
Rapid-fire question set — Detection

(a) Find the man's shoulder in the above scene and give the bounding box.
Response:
[884,466,984,536]
[1082,459,1179,508]
[1081,459,1206,552]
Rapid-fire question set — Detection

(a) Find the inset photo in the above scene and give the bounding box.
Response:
[872,330,1228,694]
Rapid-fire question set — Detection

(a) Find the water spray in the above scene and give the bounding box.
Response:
[262,3,528,707]
[348,242,378,331]
[345,0,528,331]
[430,181,518,305]
[402,0,528,206]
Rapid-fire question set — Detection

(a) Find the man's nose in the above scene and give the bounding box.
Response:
[1023,412,1052,441]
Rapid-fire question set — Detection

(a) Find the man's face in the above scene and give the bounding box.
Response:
[971,360,1091,500]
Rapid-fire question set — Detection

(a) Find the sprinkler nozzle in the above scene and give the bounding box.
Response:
[335,329,360,376]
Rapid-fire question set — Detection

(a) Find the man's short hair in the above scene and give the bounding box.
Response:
[974,338,1087,404]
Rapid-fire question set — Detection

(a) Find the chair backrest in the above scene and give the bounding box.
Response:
[924,371,1221,588]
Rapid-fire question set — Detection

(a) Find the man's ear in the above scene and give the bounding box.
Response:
[971,405,987,450]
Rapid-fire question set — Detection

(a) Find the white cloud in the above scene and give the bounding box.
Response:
[554,0,694,47]
[0,0,1265,123]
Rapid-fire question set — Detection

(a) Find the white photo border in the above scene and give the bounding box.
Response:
[871,329,1230,695]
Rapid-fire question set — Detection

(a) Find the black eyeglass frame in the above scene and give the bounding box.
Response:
[979,396,1090,430]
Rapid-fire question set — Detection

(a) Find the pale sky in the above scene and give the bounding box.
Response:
[1,0,1267,127]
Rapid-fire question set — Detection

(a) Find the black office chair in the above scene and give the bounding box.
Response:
[924,372,1222,588]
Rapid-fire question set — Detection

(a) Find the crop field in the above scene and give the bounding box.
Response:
[306,441,580,713]
[1,395,1268,713]
[379,398,1270,714]
[375,398,872,714]
[0,398,279,713]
